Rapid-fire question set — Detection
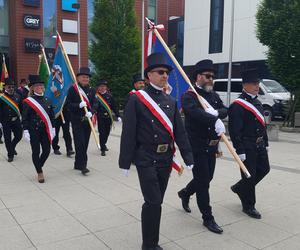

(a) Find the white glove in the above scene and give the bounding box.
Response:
[51,128,56,138]
[79,101,87,109]
[117,117,122,123]
[0,123,2,129]
[238,154,246,162]
[184,164,194,170]
[85,111,92,119]
[23,130,30,142]
[122,169,129,177]
[215,119,226,136]
[206,107,219,117]
[266,146,269,152]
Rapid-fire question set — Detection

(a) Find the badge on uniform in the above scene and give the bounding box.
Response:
[156,144,169,153]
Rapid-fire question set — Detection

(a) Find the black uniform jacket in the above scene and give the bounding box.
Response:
[181,87,227,153]
[95,92,120,119]
[228,91,269,155]
[0,92,23,124]
[119,85,194,170]
[65,83,96,123]
[22,94,54,130]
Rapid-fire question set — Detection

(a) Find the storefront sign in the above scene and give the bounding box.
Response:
[23,0,40,7]
[24,38,41,53]
[23,15,41,29]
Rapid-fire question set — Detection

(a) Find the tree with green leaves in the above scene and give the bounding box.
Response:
[256,0,300,125]
[89,0,141,106]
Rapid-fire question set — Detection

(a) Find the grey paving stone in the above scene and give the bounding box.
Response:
[0,226,33,250]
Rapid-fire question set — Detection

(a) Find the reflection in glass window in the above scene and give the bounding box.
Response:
[43,1,57,48]
[148,0,156,22]
[0,0,9,48]
[209,0,224,54]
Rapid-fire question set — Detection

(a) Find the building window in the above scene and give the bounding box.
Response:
[148,0,157,22]
[0,0,9,49]
[43,1,57,48]
[209,0,224,54]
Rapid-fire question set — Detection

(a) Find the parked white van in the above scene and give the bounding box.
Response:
[213,79,291,120]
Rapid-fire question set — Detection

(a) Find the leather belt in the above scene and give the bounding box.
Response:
[208,139,219,146]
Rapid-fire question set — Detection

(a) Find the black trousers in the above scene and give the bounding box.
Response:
[71,120,91,169]
[185,152,216,221]
[2,121,22,158]
[0,125,2,140]
[52,118,73,152]
[98,117,112,151]
[233,145,270,209]
[137,166,171,248]
[29,127,51,174]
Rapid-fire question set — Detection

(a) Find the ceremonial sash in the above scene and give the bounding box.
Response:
[234,98,266,127]
[23,97,55,143]
[0,94,21,118]
[73,84,91,109]
[129,89,136,95]
[134,90,183,174]
[95,93,114,123]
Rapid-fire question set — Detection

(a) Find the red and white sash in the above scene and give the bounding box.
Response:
[234,98,266,127]
[23,97,55,143]
[129,89,136,95]
[134,90,183,174]
[73,84,91,109]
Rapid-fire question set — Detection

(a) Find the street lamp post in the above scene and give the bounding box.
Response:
[141,0,145,77]
[72,3,81,68]
[227,0,235,106]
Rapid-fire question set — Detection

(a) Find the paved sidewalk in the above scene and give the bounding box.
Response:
[0,123,300,250]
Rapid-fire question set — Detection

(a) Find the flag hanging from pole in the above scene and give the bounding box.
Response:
[44,35,75,118]
[37,52,50,88]
[0,54,9,92]
[144,21,189,109]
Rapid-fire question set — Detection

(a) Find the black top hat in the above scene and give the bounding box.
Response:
[4,78,15,86]
[96,79,108,87]
[77,67,91,77]
[144,53,173,79]
[132,73,144,85]
[192,59,215,80]
[241,68,260,84]
[28,75,44,87]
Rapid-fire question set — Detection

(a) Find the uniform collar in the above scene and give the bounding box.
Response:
[150,83,163,91]
[242,90,257,100]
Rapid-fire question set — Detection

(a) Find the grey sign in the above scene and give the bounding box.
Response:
[23,14,41,29]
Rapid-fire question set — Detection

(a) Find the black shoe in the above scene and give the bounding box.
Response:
[7,157,13,162]
[178,188,191,213]
[104,146,109,151]
[54,149,62,155]
[74,166,81,171]
[231,184,238,194]
[67,150,75,157]
[142,245,163,250]
[101,151,106,156]
[0,139,3,144]
[203,219,223,234]
[81,168,90,175]
[243,208,261,219]
[14,150,17,155]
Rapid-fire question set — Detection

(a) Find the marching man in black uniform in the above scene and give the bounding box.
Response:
[132,73,145,91]
[22,75,55,183]
[228,69,270,219]
[177,59,227,234]
[65,67,96,175]
[95,80,121,156]
[119,53,194,250]
[0,78,23,162]
[16,78,29,101]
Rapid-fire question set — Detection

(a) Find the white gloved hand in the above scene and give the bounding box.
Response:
[79,101,87,109]
[0,123,2,129]
[51,128,56,138]
[215,119,226,136]
[117,117,122,123]
[184,164,194,170]
[85,111,93,119]
[238,154,246,162]
[206,107,219,117]
[266,146,269,152]
[23,130,30,142]
[122,169,129,177]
